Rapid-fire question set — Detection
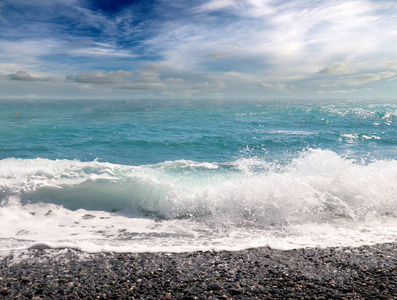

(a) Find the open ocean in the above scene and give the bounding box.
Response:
[1,98,397,255]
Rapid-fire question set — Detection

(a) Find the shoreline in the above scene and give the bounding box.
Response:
[1,243,397,299]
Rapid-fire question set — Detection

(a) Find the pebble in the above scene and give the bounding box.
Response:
[0,288,10,295]
[1,243,397,299]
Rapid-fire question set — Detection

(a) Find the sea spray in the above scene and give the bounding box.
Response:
[1,149,397,253]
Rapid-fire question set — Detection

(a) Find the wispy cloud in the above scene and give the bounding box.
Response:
[71,47,134,57]
[196,0,275,17]
[1,0,397,98]
[318,88,372,94]
[332,88,372,94]
[145,0,393,81]
[196,0,237,12]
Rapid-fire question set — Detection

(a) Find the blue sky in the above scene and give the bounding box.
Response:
[1,0,397,99]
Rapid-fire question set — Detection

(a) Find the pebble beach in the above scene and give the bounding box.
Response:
[1,243,397,299]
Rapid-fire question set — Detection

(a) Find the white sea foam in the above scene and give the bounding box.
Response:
[1,149,397,255]
[340,133,381,141]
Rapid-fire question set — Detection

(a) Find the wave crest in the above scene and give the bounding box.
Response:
[1,150,397,226]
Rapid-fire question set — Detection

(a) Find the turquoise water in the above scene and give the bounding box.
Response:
[2,99,396,164]
[1,98,397,253]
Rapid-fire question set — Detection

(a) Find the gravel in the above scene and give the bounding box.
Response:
[1,243,397,299]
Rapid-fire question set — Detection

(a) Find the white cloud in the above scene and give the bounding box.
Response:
[0,39,60,67]
[317,87,372,94]
[148,0,393,83]
[196,0,237,12]
[197,0,275,17]
[0,63,32,74]
[332,88,371,94]
[256,1,382,66]
[69,47,135,58]
[244,0,275,17]
[164,77,184,83]
[261,82,292,93]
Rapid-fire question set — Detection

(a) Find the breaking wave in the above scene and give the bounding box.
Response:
[1,149,397,225]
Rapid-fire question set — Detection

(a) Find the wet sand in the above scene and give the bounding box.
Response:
[1,243,397,299]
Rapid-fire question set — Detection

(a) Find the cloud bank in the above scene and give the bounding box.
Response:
[66,70,133,84]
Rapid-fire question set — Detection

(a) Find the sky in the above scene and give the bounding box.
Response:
[1,0,397,99]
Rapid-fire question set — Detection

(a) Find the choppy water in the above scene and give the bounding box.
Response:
[1,98,397,254]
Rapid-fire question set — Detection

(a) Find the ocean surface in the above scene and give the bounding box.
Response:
[1,98,397,255]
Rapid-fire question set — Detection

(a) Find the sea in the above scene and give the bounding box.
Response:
[1,98,397,255]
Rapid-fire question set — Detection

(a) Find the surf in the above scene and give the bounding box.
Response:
[1,149,397,254]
